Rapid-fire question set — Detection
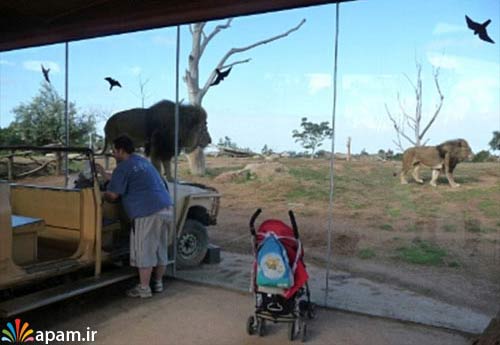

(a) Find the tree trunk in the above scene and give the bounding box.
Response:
[184,19,306,175]
[186,147,206,176]
[183,24,207,176]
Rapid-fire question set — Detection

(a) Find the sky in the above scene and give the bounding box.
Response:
[0,0,499,154]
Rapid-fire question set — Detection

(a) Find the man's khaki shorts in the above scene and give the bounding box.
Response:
[130,208,173,268]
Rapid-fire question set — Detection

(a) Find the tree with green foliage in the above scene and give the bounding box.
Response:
[0,125,23,145]
[261,144,274,156]
[7,83,98,147]
[489,131,500,151]
[217,136,238,149]
[472,150,491,163]
[292,117,332,159]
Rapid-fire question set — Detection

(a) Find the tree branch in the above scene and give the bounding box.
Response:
[16,159,55,178]
[419,67,444,140]
[403,73,417,94]
[221,58,252,70]
[396,92,416,133]
[392,139,404,152]
[385,103,416,146]
[200,19,232,56]
[396,92,411,119]
[199,18,306,99]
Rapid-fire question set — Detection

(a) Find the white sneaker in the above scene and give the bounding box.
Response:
[153,279,164,293]
[126,284,152,298]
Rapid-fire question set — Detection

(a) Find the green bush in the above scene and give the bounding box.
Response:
[396,239,447,266]
[472,150,491,162]
[358,248,376,259]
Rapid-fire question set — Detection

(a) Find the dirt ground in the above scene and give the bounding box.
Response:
[22,279,472,345]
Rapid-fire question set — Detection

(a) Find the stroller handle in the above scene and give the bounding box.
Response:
[288,210,299,239]
[249,208,262,236]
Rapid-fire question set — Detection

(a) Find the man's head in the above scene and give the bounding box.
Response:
[112,135,134,162]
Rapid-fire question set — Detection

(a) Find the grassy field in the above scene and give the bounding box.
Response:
[12,154,499,272]
[179,157,500,272]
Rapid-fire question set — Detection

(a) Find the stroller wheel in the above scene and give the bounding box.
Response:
[300,322,308,342]
[307,303,316,320]
[257,318,265,337]
[288,320,296,341]
[246,316,255,335]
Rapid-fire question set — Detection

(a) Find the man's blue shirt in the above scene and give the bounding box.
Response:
[107,154,172,219]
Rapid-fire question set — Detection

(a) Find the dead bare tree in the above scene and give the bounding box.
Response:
[385,61,444,151]
[137,75,151,108]
[184,18,306,175]
[129,74,151,108]
[346,136,351,161]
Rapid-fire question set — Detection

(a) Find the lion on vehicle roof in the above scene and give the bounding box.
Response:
[100,100,211,179]
[399,138,474,188]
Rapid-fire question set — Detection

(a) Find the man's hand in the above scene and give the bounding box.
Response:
[103,191,120,203]
[95,163,118,201]
[95,163,111,181]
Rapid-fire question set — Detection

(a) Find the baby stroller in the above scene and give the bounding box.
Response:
[246,208,315,342]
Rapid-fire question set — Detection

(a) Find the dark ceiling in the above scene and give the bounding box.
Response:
[0,0,351,52]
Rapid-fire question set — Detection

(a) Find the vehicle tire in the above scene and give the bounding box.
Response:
[288,321,296,341]
[176,219,208,268]
[246,316,255,335]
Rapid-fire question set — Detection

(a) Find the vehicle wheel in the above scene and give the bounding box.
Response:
[257,318,265,337]
[177,219,208,268]
[301,322,307,342]
[288,321,296,341]
[246,316,255,335]
[307,303,316,320]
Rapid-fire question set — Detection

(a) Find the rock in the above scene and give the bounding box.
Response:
[214,170,245,183]
[264,154,280,161]
[214,162,288,182]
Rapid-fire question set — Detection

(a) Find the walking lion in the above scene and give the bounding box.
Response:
[399,139,474,188]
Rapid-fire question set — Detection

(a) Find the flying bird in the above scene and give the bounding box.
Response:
[465,15,495,44]
[104,77,122,90]
[41,64,50,83]
[210,67,232,86]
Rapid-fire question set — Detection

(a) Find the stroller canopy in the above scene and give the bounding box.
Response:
[256,219,309,299]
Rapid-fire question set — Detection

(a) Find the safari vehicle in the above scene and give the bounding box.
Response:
[0,146,220,318]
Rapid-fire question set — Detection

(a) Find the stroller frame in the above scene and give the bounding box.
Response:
[246,208,315,342]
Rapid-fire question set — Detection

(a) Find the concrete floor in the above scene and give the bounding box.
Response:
[23,279,472,345]
[175,251,491,334]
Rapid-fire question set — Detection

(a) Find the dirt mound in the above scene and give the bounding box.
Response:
[214,162,288,182]
[333,233,361,255]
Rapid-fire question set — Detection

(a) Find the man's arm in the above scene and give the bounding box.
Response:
[95,163,111,180]
[95,163,120,202]
[103,191,120,202]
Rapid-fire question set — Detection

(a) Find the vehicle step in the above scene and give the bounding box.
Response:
[203,243,221,264]
[0,267,136,318]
